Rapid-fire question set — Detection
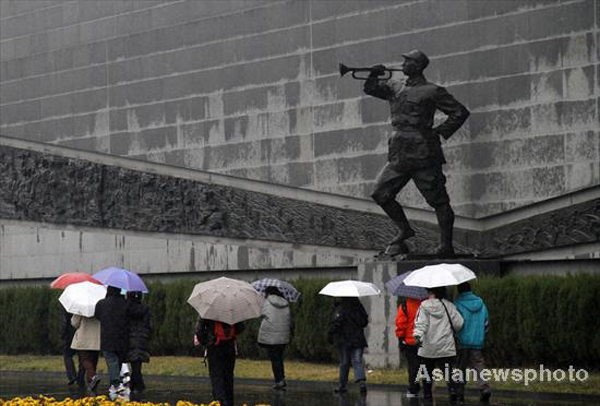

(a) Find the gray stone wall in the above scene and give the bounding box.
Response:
[1,0,599,218]
[0,221,372,282]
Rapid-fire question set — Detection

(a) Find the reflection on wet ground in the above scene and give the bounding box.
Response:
[0,372,595,406]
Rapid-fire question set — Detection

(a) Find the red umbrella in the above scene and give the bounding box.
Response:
[51,272,102,289]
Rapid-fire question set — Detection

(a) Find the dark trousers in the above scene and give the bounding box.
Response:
[402,344,421,394]
[63,346,84,385]
[456,349,490,395]
[103,351,123,386]
[78,350,99,385]
[207,342,236,406]
[262,344,286,383]
[130,361,146,392]
[338,346,366,387]
[419,356,457,397]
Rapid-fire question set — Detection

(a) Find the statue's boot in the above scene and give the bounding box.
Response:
[383,241,409,257]
[380,201,415,253]
[434,203,455,257]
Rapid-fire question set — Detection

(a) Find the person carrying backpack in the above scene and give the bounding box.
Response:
[328,297,369,394]
[195,316,245,406]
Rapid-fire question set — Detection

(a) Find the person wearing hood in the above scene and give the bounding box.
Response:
[258,286,291,390]
[125,291,152,400]
[328,297,369,394]
[454,282,491,403]
[413,287,463,405]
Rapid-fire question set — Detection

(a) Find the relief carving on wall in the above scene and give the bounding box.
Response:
[480,199,600,256]
[2,145,597,258]
[0,146,445,253]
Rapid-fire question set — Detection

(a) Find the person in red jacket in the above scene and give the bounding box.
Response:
[396,297,423,398]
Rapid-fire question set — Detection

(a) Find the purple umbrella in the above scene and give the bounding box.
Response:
[385,271,429,299]
[92,266,148,293]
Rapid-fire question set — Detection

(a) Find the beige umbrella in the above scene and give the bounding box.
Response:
[187,277,264,325]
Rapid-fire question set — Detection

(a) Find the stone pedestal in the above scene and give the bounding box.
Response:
[358,259,501,368]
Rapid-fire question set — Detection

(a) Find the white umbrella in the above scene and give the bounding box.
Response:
[402,263,476,288]
[187,277,263,325]
[59,281,107,317]
[319,280,381,297]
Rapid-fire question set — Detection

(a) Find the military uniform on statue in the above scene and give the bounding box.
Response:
[361,50,470,258]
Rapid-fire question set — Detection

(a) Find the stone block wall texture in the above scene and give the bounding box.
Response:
[0,223,372,281]
[1,0,599,218]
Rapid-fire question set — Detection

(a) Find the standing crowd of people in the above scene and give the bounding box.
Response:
[62,282,489,406]
[397,282,491,404]
[62,286,152,401]
[192,282,490,406]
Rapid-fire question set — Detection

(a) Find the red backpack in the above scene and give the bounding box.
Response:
[214,322,236,345]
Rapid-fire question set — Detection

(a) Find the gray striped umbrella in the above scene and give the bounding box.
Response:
[252,278,301,302]
[385,271,429,299]
[187,277,263,325]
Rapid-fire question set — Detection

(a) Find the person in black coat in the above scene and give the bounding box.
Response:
[61,309,84,387]
[126,291,152,399]
[94,286,131,395]
[195,316,245,406]
[328,297,369,394]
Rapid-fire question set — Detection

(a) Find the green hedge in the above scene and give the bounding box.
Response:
[0,286,61,354]
[474,274,600,369]
[1,274,599,368]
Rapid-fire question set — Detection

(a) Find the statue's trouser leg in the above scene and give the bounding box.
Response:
[435,202,455,254]
[379,200,415,243]
[412,166,454,254]
[371,164,415,244]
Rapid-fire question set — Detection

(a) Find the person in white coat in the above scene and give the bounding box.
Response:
[257,286,291,390]
[413,287,463,405]
[71,314,102,395]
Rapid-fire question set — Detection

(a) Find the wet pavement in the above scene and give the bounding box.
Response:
[0,371,596,406]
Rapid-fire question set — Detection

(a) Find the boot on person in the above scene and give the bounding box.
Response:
[272,380,286,390]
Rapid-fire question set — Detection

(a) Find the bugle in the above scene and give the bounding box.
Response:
[339,62,403,80]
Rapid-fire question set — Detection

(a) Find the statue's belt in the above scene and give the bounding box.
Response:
[392,125,432,133]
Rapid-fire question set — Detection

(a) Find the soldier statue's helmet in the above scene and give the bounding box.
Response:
[401,49,430,70]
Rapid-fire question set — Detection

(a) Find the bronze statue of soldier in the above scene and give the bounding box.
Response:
[361,50,470,257]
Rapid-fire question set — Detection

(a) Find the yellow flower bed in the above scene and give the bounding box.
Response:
[0,395,221,406]
[0,396,271,406]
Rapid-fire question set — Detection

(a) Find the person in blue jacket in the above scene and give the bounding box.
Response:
[454,282,491,403]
